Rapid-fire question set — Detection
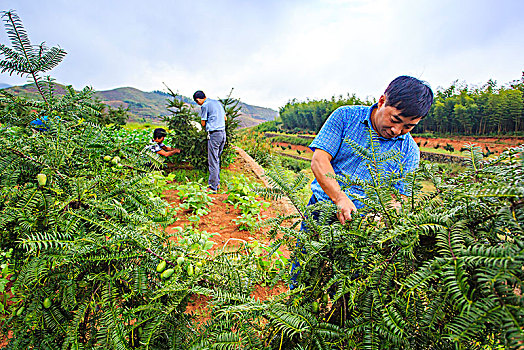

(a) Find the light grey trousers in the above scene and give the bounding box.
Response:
[207,130,226,191]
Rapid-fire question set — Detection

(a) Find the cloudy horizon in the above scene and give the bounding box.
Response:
[1,0,523,110]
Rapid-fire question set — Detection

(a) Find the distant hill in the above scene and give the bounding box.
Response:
[94,87,171,121]
[0,83,11,89]
[236,102,279,128]
[2,83,278,127]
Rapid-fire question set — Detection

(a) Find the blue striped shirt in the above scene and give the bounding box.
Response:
[309,104,420,208]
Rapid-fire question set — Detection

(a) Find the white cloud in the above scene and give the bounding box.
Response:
[1,0,523,110]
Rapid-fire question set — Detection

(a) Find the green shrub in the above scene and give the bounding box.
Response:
[254,137,524,349]
[161,86,240,170]
[269,135,312,147]
[225,174,270,231]
[175,180,213,215]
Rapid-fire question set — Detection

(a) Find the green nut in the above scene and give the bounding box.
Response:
[156,260,167,273]
[43,297,52,309]
[37,173,47,186]
[161,268,175,279]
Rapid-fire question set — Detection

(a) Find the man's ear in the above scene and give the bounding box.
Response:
[378,95,386,108]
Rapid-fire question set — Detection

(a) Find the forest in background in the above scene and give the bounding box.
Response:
[275,74,524,135]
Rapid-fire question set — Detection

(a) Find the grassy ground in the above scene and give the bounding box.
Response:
[419,147,465,156]
[420,180,436,193]
[125,121,166,131]
[276,148,313,159]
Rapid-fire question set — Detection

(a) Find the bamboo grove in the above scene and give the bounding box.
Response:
[278,76,524,135]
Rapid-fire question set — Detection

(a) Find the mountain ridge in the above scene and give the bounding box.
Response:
[2,83,278,127]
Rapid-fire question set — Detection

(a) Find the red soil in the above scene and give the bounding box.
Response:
[272,142,312,153]
[414,136,524,154]
[163,157,292,323]
[272,136,524,155]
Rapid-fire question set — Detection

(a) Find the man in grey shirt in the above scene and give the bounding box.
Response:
[193,90,227,192]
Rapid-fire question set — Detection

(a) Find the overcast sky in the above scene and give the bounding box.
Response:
[1,0,523,110]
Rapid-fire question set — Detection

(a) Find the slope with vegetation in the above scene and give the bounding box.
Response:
[4,83,279,127]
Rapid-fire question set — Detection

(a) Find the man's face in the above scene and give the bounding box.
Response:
[370,95,422,139]
[195,98,205,106]
[153,136,165,143]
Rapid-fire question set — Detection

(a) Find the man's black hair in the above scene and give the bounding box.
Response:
[384,76,434,119]
[193,90,206,102]
[153,128,167,140]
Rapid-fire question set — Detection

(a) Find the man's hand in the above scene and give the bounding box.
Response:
[167,148,181,156]
[312,149,358,224]
[334,194,358,225]
[157,148,181,157]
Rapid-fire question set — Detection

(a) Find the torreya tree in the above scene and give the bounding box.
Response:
[0,11,66,105]
[160,85,240,169]
[0,11,129,127]
[252,131,524,349]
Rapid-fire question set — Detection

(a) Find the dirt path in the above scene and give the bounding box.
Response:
[164,150,292,260]
[163,152,294,322]
[163,190,289,257]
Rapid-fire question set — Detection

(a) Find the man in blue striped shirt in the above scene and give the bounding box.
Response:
[309,76,433,224]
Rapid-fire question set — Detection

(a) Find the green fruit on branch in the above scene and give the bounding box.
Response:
[322,294,329,304]
[176,256,185,266]
[111,156,121,164]
[187,264,194,276]
[311,301,319,313]
[156,260,167,273]
[43,297,52,309]
[37,173,47,186]
[194,266,201,275]
[16,306,25,316]
[161,268,175,279]
[195,261,203,268]
[103,155,111,162]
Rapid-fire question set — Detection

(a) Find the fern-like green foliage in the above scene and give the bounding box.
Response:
[2,9,522,349]
[161,84,207,169]
[161,85,241,170]
[0,10,66,105]
[256,131,524,349]
[219,87,242,150]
